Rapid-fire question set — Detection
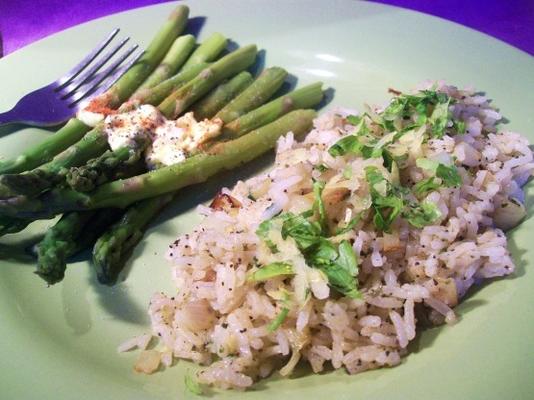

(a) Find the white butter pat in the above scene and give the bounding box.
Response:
[77,108,106,127]
[145,112,223,169]
[104,105,163,151]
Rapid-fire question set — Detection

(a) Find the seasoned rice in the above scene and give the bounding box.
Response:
[121,82,533,390]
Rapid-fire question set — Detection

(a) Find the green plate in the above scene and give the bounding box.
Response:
[1,1,533,399]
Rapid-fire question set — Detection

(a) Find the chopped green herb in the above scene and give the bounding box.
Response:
[453,119,466,134]
[380,90,452,135]
[366,166,441,230]
[382,96,408,121]
[381,148,395,171]
[337,240,359,276]
[428,97,451,138]
[256,219,279,253]
[318,263,360,298]
[328,119,371,157]
[346,114,362,125]
[316,163,329,173]
[281,213,322,251]
[436,163,461,187]
[416,157,439,171]
[256,213,292,253]
[257,204,361,298]
[313,181,328,233]
[300,209,314,218]
[413,177,441,195]
[329,128,396,171]
[328,135,363,157]
[335,214,361,235]
[365,166,404,231]
[403,200,441,228]
[185,372,203,396]
[342,165,353,179]
[268,307,289,332]
[306,239,360,299]
[247,262,294,282]
[306,237,338,265]
[414,159,461,195]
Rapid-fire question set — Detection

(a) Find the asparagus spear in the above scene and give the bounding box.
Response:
[191,71,254,120]
[222,82,324,138]
[0,127,111,197]
[35,212,94,284]
[68,75,255,192]
[35,209,121,284]
[158,45,258,118]
[132,34,196,93]
[65,139,148,192]
[0,119,91,175]
[0,152,146,236]
[181,33,228,70]
[0,47,256,198]
[126,62,209,108]
[93,194,174,285]
[214,67,288,124]
[0,5,190,175]
[102,5,190,109]
[127,32,228,107]
[0,110,315,218]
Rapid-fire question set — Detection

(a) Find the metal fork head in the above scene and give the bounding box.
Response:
[0,30,142,127]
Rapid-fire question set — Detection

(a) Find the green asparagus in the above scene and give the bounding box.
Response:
[181,32,228,70]
[0,5,190,175]
[35,212,95,284]
[222,82,324,138]
[0,47,255,198]
[158,45,258,118]
[125,62,209,108]
[127,33,228,107]
[214,67,288,124]
[1,110,315,218]
[102,5,190,109]
[65,139,148,192]
[0,126,111,197]
[133,34,196,93]
[35,209,121,284]
[93,194,174,285]
[0,119,92,175]
[67,73,254,193]
[191,71,254,120]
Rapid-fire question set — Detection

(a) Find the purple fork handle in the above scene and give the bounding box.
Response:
[0,84,66,127]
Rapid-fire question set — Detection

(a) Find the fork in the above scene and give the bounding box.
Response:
[0,29,143,127]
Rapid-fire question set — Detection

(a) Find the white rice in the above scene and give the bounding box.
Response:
[121,82,533,389]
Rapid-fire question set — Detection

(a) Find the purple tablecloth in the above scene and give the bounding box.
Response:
[0,0,533,57]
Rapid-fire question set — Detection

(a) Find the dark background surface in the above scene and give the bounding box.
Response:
[0,0,533,56]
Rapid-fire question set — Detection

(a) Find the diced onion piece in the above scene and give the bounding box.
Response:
[493,197,526,231]
[134,350,161,374]
[382,231,401,252]
[175,299,216,332]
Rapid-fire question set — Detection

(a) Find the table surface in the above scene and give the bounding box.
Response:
[0,0,533,57]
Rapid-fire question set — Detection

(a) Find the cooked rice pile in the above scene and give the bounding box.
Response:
[121,82,533,389]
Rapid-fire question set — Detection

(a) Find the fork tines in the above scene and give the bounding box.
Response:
[54,29,143,107]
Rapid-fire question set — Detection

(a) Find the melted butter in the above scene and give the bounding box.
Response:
[145,112,222,169]
[103,106,223,170]
[104,105,163,151]
[77,108,106,127]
